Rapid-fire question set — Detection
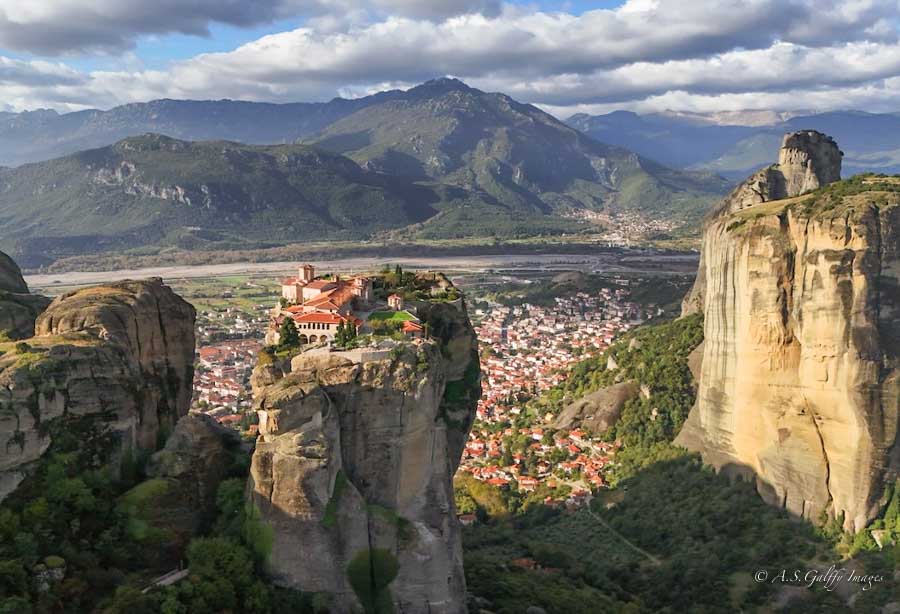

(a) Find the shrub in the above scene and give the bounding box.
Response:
[346,548,399,614]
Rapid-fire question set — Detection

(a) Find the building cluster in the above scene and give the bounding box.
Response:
[461,427,623,507]
[563,210,679,246]
[269,264,374,345]
[196,305,268,344]
[460,286,649,506]
[193,339,262,414]
[267,264,429,345]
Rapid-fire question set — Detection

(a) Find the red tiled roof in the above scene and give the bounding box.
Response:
[293,312,360,326]
[402,320,423,333]
[305,280,337,290]
[294,313,344,325]
[304,285,355,309]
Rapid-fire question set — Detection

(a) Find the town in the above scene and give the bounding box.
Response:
[458,284,655,509]
[188,264,657,511]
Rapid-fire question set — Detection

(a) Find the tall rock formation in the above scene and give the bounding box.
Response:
[682,131,843,314]
[248,296,479,613]
[677,131,900,531]
[0,275,195,499]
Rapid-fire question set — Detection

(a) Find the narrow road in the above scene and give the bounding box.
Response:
[586,507,662,566]
[142,568,190,593]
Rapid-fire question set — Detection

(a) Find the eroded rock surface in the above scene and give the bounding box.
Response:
[248,300,479,613]
[148,413,241,525]
[552,380,639,433]
[683,132,843,316]
[677,132,900,531]
[0,252,27,294]
[0,276,195,499]
[0,250,50,340]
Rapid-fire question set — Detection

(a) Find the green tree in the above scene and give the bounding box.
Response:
[335,320,347,346]
[278,317,299,349]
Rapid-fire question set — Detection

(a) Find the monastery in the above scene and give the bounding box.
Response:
[269,262,433,346]
[269,264,373,345]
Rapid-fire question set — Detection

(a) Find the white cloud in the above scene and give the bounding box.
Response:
[0,0,503,55]
[0,0,899,114]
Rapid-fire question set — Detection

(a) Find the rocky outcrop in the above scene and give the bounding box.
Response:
[682,131,842,315]
[0,250,50,340]
[248,299,479,613]
[147,413,241,524]
[778,131,843,198]
[552,380,639,433]
[0,252,27,294]
[677,131,900,531]
[0,276,195,499]
[124,413,242,555]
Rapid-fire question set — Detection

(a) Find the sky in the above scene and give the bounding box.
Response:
[0,0,899,117]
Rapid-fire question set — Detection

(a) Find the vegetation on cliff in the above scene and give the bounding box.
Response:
[461,311,900,612]
[727,173,900,232]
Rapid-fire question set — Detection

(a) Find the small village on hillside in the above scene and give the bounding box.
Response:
[458,284,655,511]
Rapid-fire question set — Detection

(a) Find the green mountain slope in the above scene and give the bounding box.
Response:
[0,134,442,264]
[308,78,730,224]
[0,97,404,167]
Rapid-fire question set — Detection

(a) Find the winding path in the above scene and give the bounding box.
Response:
[586,507,662,566]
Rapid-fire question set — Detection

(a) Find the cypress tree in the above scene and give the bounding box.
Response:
[336,320,347,346]
[278,317,299,349]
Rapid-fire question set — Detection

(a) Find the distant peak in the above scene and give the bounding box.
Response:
[409,77,475,96]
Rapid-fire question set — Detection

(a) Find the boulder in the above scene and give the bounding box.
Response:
[0,251,28,294]
[552,381,640,433]
[0,249,50,340]
[148,413,241,523]
[0,275,196,501]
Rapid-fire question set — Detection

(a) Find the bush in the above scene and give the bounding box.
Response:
[346,548,399,614]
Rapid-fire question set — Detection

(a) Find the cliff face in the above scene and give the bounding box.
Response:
[248,300,479,613]
[0,250,51,340]
[0,277,195,499]
[677,131,900,531]
[682,131,844,315]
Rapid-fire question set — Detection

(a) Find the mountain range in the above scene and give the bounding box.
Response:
[0,79,730,266]
[568,109,900,179]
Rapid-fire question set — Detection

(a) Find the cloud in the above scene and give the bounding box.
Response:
[0,0,503,55]
[371,0,501,20]
[0,0,899,114]
[0,1,314,55]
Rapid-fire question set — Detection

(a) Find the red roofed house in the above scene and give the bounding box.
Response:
[292,312,361,345]
[402,320,424,338]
